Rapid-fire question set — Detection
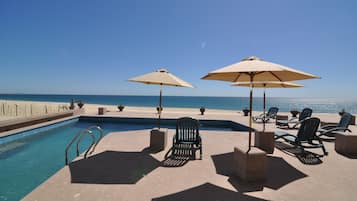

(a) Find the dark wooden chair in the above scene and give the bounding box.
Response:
[275,117,328,156]
[253,107,279,123]
[318,112,352,140]
[276,107,313,129]
[173,117,202,160]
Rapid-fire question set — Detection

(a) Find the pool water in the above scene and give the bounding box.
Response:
[0,118,235,201]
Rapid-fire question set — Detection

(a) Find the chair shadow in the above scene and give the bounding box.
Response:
[211,152,307,192]
[69,150,160,184]
[160,147,190,168]
[152,182,268,201]
[275,141,323,165]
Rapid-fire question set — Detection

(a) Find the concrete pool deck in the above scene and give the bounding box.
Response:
[21,110,357,201]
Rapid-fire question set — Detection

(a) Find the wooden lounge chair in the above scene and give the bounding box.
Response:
[253,107,279,123]
[318,112,352,140]
[275,117,328,156]
[172,117,202,160]
[276,108,313,129]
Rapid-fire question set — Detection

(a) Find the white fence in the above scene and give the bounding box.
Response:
[0,102,69,117]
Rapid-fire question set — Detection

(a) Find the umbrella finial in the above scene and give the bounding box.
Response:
[241,56,262,61]
[157,68,168,73]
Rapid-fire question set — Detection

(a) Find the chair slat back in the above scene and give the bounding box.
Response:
[267,107,279,118]
[299,108,313,121]
[176,117,200,143]
[338,112,352,129]
[297,117,320,142]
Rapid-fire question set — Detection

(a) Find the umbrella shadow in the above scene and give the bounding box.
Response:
[275,141,323,165]
[69,150,160,184]
[211,152,307,192]
[151,182,268,201]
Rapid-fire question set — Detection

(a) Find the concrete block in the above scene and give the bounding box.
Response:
[351,115,355,125]
[335,133,357,154]
[150,128,168,152]
[98,107,106,115]
[233,146,267,181]
[254,131,274,154]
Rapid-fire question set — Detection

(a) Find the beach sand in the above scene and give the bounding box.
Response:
[0,99,351,124]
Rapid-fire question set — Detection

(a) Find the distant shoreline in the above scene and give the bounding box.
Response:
[1,93,355,100]
[1,93,356,113]
[0,99,354,115]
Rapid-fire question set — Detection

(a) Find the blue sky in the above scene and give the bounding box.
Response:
[0,0,356,98]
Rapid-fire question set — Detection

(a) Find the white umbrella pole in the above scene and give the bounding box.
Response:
[248,74,253,153]
[158,84,162,129]
[263,84,266,131]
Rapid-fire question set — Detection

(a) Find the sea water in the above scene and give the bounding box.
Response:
[0,94,356,114]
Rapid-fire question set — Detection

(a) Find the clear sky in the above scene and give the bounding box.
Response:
[0,0,356,98]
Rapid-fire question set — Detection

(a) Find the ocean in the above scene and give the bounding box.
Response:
[0,94,356,114]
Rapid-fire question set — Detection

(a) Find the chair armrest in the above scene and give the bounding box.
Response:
[289,121,302,129]
[276,115,288,121]
[254,114,264,119]
[320,122,338,128]
[197,135,202,144]
[275,131,296,139]
[320,127,351,134]
[173,134,176,144]
[320,124,338,129]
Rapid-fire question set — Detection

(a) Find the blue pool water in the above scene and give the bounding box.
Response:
[0,117,238,201]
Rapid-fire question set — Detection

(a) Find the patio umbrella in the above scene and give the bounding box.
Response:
[232,81,303,131]
[129,68,193,129]
[201,56,319,152]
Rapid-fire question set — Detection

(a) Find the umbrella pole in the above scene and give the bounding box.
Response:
[248,73,253,153]
[158,84,162,129]
[263,84,266,131]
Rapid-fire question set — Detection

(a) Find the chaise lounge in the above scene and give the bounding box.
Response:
[253,107,279,123]
[319,112,352,141]
[275,117,328,156]
[276,107,313,129]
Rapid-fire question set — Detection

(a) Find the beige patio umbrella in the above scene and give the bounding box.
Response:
[202,56,319,152]
[129,68,193,129]
[232,81,303,131]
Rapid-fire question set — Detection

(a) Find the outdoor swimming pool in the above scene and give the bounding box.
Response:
[0,117,248,201]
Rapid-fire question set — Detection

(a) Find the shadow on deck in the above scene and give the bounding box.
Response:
[152,182,267,201]
[211,152,308,192]
[69,150,160,184]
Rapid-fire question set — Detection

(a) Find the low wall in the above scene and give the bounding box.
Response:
[0,111,74,132]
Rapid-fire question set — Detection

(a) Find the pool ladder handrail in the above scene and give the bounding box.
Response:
[65,125,103,165]
[76,126,103,156]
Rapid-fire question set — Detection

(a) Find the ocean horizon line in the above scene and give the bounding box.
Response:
[1,94,356,114]
[0,93,354,100]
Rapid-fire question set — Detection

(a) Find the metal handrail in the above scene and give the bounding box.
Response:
[76,130,95,159]
[85,126,103,155]
[65,129,89,165]
[64,126,103,165]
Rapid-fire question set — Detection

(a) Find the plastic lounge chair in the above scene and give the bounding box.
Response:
[253,107,279,123]
[276,108,313,129]
[318,112,352,140]
[172,117,202,160]
[275,117,328,156]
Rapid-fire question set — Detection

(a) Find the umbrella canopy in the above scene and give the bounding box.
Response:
[232,81,304,131]
[202,56,319,82]
[129,68,193,88]
[232,81,303,88]
[129,68,193,129]
[202,56,319,152]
